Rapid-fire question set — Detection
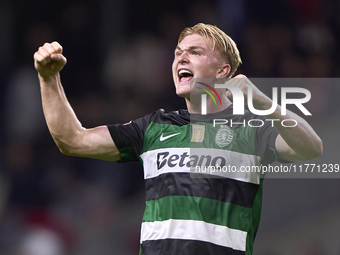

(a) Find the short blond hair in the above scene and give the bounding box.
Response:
[178,23,241,77]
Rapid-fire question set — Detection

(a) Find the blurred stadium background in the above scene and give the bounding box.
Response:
[0,0,340,254]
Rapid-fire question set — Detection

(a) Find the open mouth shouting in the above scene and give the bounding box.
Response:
[178,69,194,83]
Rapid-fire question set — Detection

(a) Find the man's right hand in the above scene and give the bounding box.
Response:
[34,41,121,161]
[34,41,67,79]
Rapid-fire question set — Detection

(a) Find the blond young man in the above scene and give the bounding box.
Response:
[34,23,322,255]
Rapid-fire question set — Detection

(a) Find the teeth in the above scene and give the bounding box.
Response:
[178,69,193,76]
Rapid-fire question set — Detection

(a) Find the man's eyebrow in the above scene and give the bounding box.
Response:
[175,46,205,51]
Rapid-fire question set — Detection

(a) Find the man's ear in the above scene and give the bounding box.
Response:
[216,64,231,78]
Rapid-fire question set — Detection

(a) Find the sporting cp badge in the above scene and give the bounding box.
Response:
[191,124,205,143]
[215,125,233,147]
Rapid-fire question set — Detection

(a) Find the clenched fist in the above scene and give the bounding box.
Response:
[225,74,268,109]
[34,41,67,79]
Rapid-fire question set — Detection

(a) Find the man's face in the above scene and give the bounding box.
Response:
[172,34,227,98]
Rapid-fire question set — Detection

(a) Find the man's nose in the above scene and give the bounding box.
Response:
[178,52,189,64]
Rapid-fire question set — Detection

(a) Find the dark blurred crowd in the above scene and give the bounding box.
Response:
[0,0,340,254]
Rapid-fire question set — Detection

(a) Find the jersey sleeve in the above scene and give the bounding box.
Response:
[254,117,280,165]
[107,112,155,162]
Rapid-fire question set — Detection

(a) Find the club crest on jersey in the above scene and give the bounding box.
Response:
[191,124,205,143]
[215,125,233,147]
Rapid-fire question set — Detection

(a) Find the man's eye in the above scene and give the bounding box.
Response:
[192,51,200,55]
[175,51,182,56]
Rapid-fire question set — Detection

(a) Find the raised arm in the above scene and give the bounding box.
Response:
[226,75,323,162]
[34,42,120,161]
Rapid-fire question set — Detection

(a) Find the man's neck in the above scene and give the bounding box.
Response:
[185,95,232,114]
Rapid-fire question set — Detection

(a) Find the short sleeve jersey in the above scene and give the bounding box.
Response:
[107,106,279,255]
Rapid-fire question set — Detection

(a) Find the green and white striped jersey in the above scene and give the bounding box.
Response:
[108,106,279,255]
